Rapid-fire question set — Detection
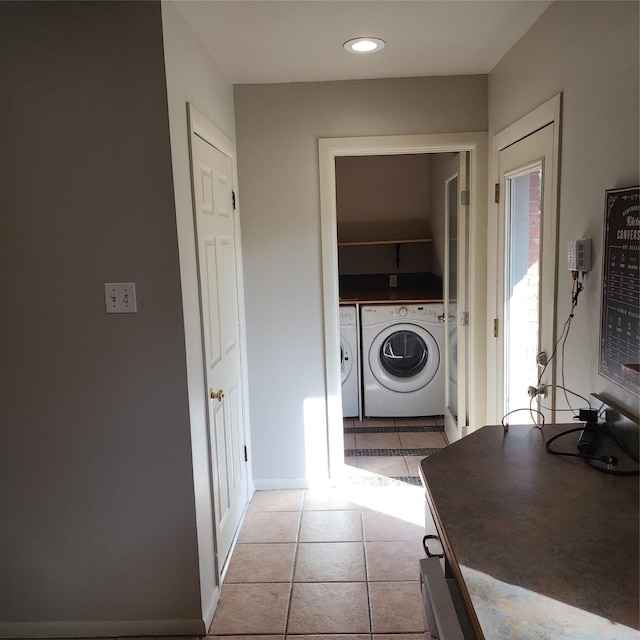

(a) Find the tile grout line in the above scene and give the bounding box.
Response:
[225,432,444,637]
[345,425,445,434]
[219,493,432,637]
[345,447,446,456]
[360,509,374,640]
[344,418,445,484]
[283,505,303,638]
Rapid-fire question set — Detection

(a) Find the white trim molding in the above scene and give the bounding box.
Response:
[0,617,207,639]
[319,132,488,476]
[186,102,254,626]
[487,94,563,423]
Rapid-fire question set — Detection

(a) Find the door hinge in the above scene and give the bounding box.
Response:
[461,311,469,326]
[494,183,500,204]
[232,190,236,210]
[493,318,499,337]
[460,190,470,206]
[244,445,248,462]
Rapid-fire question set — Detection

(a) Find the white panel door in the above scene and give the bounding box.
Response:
[190,131,248,571]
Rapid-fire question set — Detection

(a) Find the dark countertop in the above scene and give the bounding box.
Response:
[339,289,443,304]
[419,424,640,639]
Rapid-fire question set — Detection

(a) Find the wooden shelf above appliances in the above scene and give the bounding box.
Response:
[337,238,433,247]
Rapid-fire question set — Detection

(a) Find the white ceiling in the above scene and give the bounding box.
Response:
[175,0,553,85]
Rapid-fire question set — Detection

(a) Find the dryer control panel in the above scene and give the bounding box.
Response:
[361,303,445,325]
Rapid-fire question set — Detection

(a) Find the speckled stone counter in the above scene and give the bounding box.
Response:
[419,425,639,639]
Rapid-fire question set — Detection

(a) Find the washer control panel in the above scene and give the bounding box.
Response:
[361,303,444,325]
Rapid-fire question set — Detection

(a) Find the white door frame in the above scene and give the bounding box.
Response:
[443,155,470,444]
[187,104,253,597]
[319,132,488,479]
[487,94,562,423]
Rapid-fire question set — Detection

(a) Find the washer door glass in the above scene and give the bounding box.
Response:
[369,323,440,393]
[380,331,428,378]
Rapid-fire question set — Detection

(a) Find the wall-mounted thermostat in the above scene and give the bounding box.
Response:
[567,238,592,272]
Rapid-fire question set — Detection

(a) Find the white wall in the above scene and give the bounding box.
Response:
[234,76,487,485]
[161,0,239,626]
[0,2,202,635]
[488,0,639,417]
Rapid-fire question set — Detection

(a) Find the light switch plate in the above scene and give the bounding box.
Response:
[104,283,137,313]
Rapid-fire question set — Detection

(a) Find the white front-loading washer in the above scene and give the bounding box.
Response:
[361,303,445,417]
[340,305,360,418]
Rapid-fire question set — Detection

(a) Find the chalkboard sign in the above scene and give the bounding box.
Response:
[599,186,640,395]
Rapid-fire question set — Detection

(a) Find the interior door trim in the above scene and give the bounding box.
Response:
[186,103,253,613]
[488,94,562,423]
[493,94,562,152]
[319,132,488,479]
[443,158,470,444]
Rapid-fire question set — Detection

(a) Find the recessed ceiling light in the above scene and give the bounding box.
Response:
[343,37,386,54]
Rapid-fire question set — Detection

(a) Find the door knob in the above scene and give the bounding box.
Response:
[210,389,224,402]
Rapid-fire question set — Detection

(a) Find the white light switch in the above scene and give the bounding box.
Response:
[104,283,137,313]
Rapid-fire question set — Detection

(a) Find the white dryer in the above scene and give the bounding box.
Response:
[361,303,445,417]
[339,305,360,418]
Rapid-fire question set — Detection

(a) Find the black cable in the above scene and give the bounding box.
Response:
[545,426,639,476]
[572,279,584,306]
[545,427,591,458]
[561,297,574,411]
[537,313,571,385]
[600,423,640,463]
[538,275,583,391]
[585,458,639,476]
[561,277,584,413]
[502,407,545,432]
[537,385,591,409]
[537,404,588,414]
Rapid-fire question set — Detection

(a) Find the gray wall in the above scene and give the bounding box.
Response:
[0,2,202,634]
[234,76,487,485]
[336,154,435,275]
[334,152,459,277]
[488,0,639,416]
[161,0,240,623]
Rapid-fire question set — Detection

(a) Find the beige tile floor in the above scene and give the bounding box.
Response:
[207,416,448,639]
[343,416,447,483]
[209,486,429,639]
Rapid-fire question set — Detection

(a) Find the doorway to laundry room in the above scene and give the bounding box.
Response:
[319,133,488,485]
[336,153,455,485]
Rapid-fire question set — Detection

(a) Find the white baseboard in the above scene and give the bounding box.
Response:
[0,617,206,638]
[444,422,460,445]
[253,478,310,490]
[201,586,220,634]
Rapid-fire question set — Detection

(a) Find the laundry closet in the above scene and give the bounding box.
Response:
[337,152,459,420]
